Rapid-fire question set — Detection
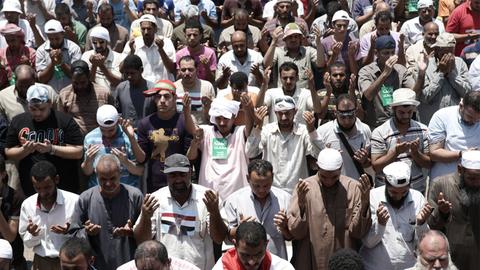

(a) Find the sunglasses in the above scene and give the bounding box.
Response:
[337,109,356,118]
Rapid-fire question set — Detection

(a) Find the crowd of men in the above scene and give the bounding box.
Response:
[0,0,480,268]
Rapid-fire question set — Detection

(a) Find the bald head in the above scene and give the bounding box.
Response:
[15,65,36,98]
[374,1,390,13]
[419,230,448,253]
[231,31,248,58]
[417,230,456,270]
[95,154,121,174]
[423,22,439,33]
[423,21,440,47]
[231,31,247,43]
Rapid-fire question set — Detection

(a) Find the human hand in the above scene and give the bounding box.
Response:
[111,147,128,164]
[182,92,191,115]
[203,190,220,213]
[383,55,398,76]
[416,203,434,225]
[84,220,102,236]
[273,209,288,232]
[358,174,372,202]
[27,218,41,236]
[141,193,159,219]
[271,26,283,45]
[22,140,36,155]
[395,141,410,155]
[155,37,164,50]
[297,180,310,212]
[119,117,135,137]
[50,222,70,234]
[302,111,316,132]
[437,192,452,214]
[376,202,390,225]
[113,219,133,237]
[323,72,332,93]
[35,139,53,154]
[353,147,369,165]
[85,144,101,162]
[254,106,268,126]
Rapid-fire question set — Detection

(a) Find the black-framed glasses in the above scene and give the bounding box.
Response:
[337,109,356,118]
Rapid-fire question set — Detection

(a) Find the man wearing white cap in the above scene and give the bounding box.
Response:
[123,14,176,83]
[54,3,87,51]
[81,105,144,188]
[129,0,173,39]
[81,26,125,90]
[428,150,480,269]
[173,0,217,28]
[263,22,324,89]
[36,19,82,92]
[0,0,43,48]
[400,0,445,48]
[288,148,372,269]
[371,88,431,193]
[4,84,84,195]
[247,95,320,193]
[187,96,254,200]
[22,0,56,35]
[0,239,13,270]
[360,161,433,270]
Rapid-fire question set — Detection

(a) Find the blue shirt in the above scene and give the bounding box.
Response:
[137,0,174,13]
[99,0,137,30]
[83,126,140,188]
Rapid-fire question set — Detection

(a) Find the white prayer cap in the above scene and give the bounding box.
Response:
[90,26,110,43]
[317,148,343,171]
[384,161,411,187]
[183,5,199,18]
[274,96,296,112]
[461,150,480,170]
[0,239,12,259]
[209,98,240,125]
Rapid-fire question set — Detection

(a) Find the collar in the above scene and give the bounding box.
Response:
[44,39,68,51]
[380,186,414,206]
[213,123,236,137]
[36,189,63,211]
[231,50,252,64]
[333,119,360,136]
[249,188,272,203]
[282,46,306,57]
[271,122,303,135]
[167,185,197,206]
[221,248,272,270]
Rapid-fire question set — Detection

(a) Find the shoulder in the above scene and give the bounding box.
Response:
[270,253,295,269]
[93,83,111,95]
[270,186,292,201]
[123,184,143,198]
[59,189,80,201]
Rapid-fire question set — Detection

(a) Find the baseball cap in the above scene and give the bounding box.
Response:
[26,85,49,104]
[417,0,433,9]
[375,35,396,50]
[1,0,22,14]
[96,105,119,128]
[431,33,456,48]
[44,19,64,34]
[383,161,411,187]
[164,154,191,173]
[332,10,350,23]
[461,150,480,170]
[283,23,303,40]
[143,80,176,97]
[389,88,420,107]
[139,14,157,27]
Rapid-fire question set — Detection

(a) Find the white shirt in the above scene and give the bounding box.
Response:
[262,0,304,19]
[23,0,56,34]
[212,250,295,270]
[428,105,480,179]
[262,87,314,125]
[122,36,176,82]
[400,17,445,47]
[216,49,263,86]
[81,49,126,90]
[468,55,480,90]
[130,17,173,39]
[246,123,320,193]
[359,186,429,270]
[134,184,214,270]
[18,189,79,258]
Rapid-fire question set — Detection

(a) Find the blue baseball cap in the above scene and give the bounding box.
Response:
[26,85,49,104]
[375,35,396,50]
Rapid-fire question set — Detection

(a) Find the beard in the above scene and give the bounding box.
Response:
[414,254,458,270]
[458,175,480,207]
[385,187,408,209]
[338,120,356,133]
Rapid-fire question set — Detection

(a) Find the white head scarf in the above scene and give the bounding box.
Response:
[209,98,240,125]
[90,26,110,43]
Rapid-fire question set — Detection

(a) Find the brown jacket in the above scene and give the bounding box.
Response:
[288,174,371,270]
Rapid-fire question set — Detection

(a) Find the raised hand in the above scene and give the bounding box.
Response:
[113,219,133,237]
[416,203,434,225]
[141,194,159,219]
[417,52,429,73]
[182,92,192,115]
[377,202,390,225]
[323,72,332,93]
[203,190,220,213]
[383,55,398,76]
[254,106,268,126]
[358,174,371,202]
[84,220,102,236]
[302,111,316,132]
[273,209,288,233]
[395,141,410,155]
[437,192,452,214]
[297,180,310,212]
[85,144,101,162]
[50,222,70,234]
[239,213,256,223]
[119,117,135,137]
[111,147,128,164]
[27,218,40,236]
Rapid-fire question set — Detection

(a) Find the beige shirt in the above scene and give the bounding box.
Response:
[405,40,427,73]
[130,17,173,39]
[174,78,215,125]
[81,49,126,90]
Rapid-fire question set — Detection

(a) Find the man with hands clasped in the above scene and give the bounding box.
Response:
[19,161,79,270]
[359,161,432,270]
[133,154,227,270]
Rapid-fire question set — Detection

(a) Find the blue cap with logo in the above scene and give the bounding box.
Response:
[26,85,49,104]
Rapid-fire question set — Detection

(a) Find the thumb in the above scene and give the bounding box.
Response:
[127,219,132,227]
[438,192,444,201]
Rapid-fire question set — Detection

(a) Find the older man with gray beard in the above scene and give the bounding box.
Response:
[407,230,458,270]
[428,150,480,269]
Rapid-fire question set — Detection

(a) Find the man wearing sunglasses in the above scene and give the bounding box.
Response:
[371,88,431,193]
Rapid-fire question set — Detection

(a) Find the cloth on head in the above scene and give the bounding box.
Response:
[375,35,396,50]
[390,88,420,107]
[0,239,13,259]
[97,105,119,128]
[183,4,199,18]
[317,148,343,171]
[383,161,411,187]
[0,23,23,36]
[143,80,176,97]
[417,0,433,9]
[274,96,296,111]
[461,150,480,170]
[276,0,292,4]
[90,26,110,43]
[27,85,50,104]
[209,98,240,125]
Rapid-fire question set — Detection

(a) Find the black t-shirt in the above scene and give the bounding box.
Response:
[6,110,84,195]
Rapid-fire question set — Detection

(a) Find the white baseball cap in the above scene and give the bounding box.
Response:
[139,14,157,27]
[417,0,433,9]
[332,10,350,23]
[1,0,22,14]
[96,105,119,128]
[384,161,411,187]
[44,19,64,34]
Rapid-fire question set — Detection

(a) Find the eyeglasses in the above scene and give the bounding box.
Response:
[337,109,356,118]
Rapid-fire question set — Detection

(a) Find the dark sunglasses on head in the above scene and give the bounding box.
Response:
[275,97,295,105]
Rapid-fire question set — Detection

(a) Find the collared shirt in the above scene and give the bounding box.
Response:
[360,186,429,270]
[213,250,295,270]
[262,0,304,19]
[57,83,114,135]
[216,49,263,86]
[174,78,215,126]
[405,39,427,73]
[83,126,140,188]
[222,186,291,259]
[134,184,214,270]
[197,125,249,201]
[400,17,445,47]
[18,189,79,258]
[321,33,361,73]
[85,23,129,53]
[272,46,317,89]
[420,56,471,124]
[175,46,217,81]
[246,123,320,193]
[359,31,402,59]
[0,41,36,88]
[174,0,217,24]
[0,83,58,123]
[218,25,261,50]
[262,17,309,48]
[0,19,41,48]
[446,1,480,55]
[122,36,176,83]
[23,0,55,34]
[468,51,480,90]
[371,119,429,192]
[130,17,173,39]
[171,22,215,49]
[262,87,314,125]
[428,105,480,179]
[316,119,372,180]
[358,62,415,128]
[462,40,480,67]
[81,49,126,90]
[311,14,359,40]
[35,39,82,92]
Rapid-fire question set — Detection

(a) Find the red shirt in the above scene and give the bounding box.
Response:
[446,1,480,55]
[0,46,36,89]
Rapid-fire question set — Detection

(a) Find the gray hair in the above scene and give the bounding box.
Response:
[94,153,121,173]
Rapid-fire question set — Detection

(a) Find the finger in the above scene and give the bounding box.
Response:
[438,192,444,201]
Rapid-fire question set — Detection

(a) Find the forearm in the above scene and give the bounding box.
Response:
[59,62,73,78]
[363,73,388,101]
[5,147,31,161]
[220,17,234,28]
[81,159,95,176]
[397,47,406,66]
[256,82,268,107]
[363,47,375,66]
[0,214,16,242]
[430,149,461,163]
[412,71,425,97]
[411,151,431,169]
[203,16,218,28]
[99,65,122,87]
[371,150,398,173]
[128,135,146,163]
[158,49,175,73]
[122,159,144,176]
[304,5,317,26]
[186,142,200,161]
[452,33,474,43]
[318,93,331,119]
[124,6,138,22]
[37,63,55,83]
[263,44,276,68]
[249,18,265,29]
[348,54,358,75]
[215,75,229,89]
[355,13,373,27]
[326,53,339,68]
[310,87,322,113]
[203,67,215,83]
[209,210,227,244]
[133,215,152,244]
[52,145,83,159]
[31,25,45,48]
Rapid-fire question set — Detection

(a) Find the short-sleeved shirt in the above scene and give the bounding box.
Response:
[263,87,314,125]
[371,119,429,192]
[272,46,317,89]
[137,112,191,193]
[175,46,217,81]
[135,184,214,269]
[216,49,263,86]
[218,25,261,50]
[0,46,36,89]
[130,17,173,39]
[6,110,84,195]
[438,0,456,18]
[358,62,416,128]
[81,49,126,90]
[57,83,114,135]
[222,186,291,259]
[83,126,140,188]
[359,31,402,59]
[35,39,82,92]
[172,22,215,49]
[112,80,156,127]
[400,17,445,47]
[321,33,361,73]
[262,17,309,48]
[428,105,480,179]
[174,78,215,125]
[446,2,480,56]
[311,15,359,41]
[85,23,129,53]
